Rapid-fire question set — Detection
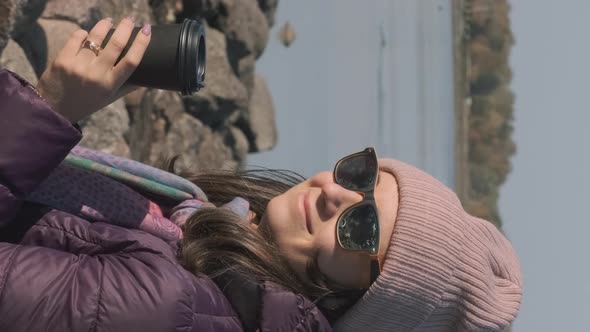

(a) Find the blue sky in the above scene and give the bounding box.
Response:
[500,1,590,330]
[249,1,589,330]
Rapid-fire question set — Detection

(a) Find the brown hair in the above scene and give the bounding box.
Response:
[145,156,366,323]
[154,157,339,300]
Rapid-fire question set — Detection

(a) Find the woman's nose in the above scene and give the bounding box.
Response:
[318,182,363,220]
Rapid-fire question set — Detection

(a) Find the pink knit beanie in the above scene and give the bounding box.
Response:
[333,159,523,332]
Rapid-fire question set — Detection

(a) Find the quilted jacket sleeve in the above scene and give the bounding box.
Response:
[0,217,242,332]
[0,68,82,228]
[260,282,333,332]
[0,68,242,332]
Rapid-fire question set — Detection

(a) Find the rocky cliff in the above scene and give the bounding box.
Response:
[0,0,278,171]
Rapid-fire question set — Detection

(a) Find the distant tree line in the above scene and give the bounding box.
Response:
[463,0,515,227]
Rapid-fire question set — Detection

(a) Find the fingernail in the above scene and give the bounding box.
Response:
[141,23,151,36]
[126,16,134,22]
[105,17,113,23]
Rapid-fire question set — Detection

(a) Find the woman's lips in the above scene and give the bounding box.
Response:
[303,192,313,234]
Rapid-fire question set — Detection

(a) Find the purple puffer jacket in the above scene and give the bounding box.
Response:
[0,69,331,332]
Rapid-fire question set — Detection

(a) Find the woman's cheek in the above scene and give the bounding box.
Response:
[313,222,338,254]
[315,226,370,288]
[265,195,290,231]
[314,227,342,279]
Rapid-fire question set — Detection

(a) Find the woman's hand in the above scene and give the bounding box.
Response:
[36,17,151,124]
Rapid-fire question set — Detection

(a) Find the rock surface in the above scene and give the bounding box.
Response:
[182,25,248,129]
[149,0,179,24]
[257,0,278,27]
[13,22,46,77]
[42,0,153,30]
[242,74,277,152]
[38,18,80,69]
[78,99,131,158]
[0,38,37,84]
[1,0,280,171]
[180,0,269,93]
[0,0,48,54]
[152,112,237,171]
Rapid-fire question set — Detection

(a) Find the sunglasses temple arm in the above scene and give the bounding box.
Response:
[369,256,380,285]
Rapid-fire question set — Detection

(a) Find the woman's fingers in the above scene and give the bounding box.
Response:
[99,16,136,68]
[111,23,151,86]
[77,17,114,61]
[35,17,151,123]
[57,29,89,60]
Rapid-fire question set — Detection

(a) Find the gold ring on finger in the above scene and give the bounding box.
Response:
[81,39,102,56]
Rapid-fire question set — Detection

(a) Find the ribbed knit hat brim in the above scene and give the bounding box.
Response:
[333,159,522,332]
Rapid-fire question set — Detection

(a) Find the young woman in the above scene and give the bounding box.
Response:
[0,17,522,332]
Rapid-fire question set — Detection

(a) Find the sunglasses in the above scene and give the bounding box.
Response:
[332,147,382,286]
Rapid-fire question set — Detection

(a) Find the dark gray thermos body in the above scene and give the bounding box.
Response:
[101,19,205,95]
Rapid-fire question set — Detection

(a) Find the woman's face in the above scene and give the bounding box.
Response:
[257,168,399,289]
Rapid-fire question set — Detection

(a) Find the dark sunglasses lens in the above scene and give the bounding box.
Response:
[335,153,377,191]
[337,204,379,251]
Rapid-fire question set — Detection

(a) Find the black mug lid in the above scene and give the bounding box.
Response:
[178,19,206,95]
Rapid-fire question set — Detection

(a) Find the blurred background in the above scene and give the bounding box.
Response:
[250,1,589,331]
[1,0,587,331]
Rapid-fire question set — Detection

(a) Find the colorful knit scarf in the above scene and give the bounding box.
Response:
[25,146,250,242]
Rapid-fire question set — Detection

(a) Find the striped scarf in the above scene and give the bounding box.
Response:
[25,146,249,241]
